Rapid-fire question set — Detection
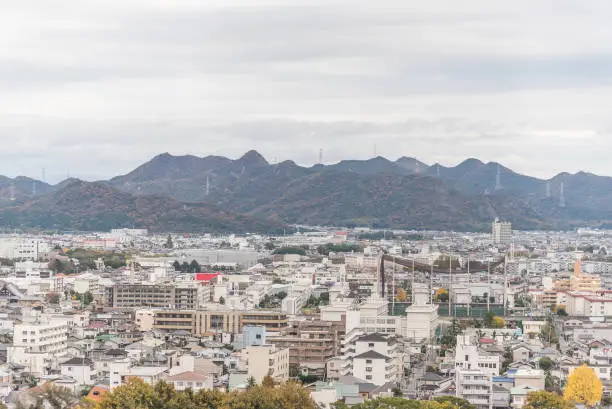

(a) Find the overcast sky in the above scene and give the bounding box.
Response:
[1,0,612,183]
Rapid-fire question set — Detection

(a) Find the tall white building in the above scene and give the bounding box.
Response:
[454,335,501,409]
[492,218,512,244]
[350,333,403,386]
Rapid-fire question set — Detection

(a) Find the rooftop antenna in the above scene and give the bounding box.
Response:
[546,181,551,198]
[494,164,503,191]
[559,181,566,208]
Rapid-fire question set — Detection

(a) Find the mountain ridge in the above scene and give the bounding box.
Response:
[4,150,612,232]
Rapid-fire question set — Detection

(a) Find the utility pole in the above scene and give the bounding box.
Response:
[487,261,491,312]
[448,256,452,317]
[411,258,415,305]
[430,263,434,304]
[467,257,471,317]
[503,255,508,317]
[392,256,396,313]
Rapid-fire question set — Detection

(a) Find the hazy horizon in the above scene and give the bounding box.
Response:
[2,1,611,182]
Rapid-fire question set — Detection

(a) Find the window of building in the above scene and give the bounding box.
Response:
[368,343,374,348]
[366,360,372,364]
[365,375,372,380]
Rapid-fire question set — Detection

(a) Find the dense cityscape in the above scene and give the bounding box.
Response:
[0,222,602,408]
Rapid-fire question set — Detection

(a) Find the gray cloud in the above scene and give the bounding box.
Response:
[0,0,611,182]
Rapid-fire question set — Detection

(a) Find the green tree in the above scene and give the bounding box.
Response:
[539,357,554,372]
[483,310,495,327]
[172,260,181,271]
[433,396,477,409]
[165,235,174,249]
[82,291,94,306]
[247,376,257,389]
[97,378,161,409]
[540,318,559,344]
[189,260,200,273]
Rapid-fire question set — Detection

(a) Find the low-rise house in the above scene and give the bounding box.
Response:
[60,357,94,386]
[166,371,213,391]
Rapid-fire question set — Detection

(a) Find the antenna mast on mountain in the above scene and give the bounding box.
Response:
[559,182,566,208]
[41,168,46,183]
[494,164,503,191]
[546,181,551,198]
[373,144,377,157]
[318,148,323,165]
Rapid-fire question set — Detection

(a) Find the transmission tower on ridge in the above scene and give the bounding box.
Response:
[559,182,566,208]
[494,164,503,191]
[318,148,323,164]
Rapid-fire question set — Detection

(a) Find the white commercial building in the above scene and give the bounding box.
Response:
[244,345,289,384]
[492,218,512,245]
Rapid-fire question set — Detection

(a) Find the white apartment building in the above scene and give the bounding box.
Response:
[563,292,612,318]
[350,333,403,386]
[244,345,289,384]
[455,370,493,409]
[455,336,501,409]
[9,317,69,376]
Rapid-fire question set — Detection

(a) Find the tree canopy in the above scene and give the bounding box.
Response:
[563,364,603,407]
[524,391,575,409]
[98,378,317,409]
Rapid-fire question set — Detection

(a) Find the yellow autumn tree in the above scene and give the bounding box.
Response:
[434,288,449,302]
[563,364,602,407]
[396,288,407,302]
[491,316,506,329]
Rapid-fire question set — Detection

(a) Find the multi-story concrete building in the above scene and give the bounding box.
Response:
[9,317,69,376]
[268,318,345,377]
[244,345,289,384]
[455,335,501,409]
[151,308,288,335]
[334,332,404,386]
[104,282,210,309]
[492,218,512,245]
